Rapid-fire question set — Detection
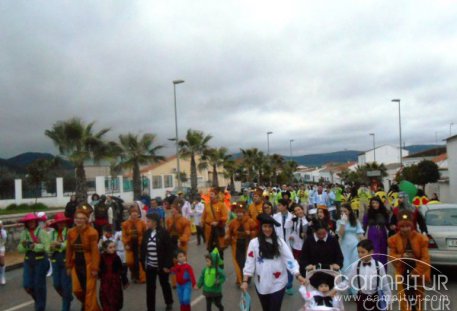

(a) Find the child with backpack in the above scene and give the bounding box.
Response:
[197,249,226,311]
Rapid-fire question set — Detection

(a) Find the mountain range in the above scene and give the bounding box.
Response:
[0,145,443,173]
[0,152,73,173]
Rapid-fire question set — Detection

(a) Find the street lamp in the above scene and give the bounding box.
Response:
[391,99,402,167]
[173,79,185,190]
[369,133,376,162]
[450,122,454,137]
[267,131,273,155]
[289,139,294,158]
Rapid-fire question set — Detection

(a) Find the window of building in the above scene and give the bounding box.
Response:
[152,176,163,189]
[164,175,173,188]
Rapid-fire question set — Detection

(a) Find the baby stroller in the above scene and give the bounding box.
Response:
[299,269,345,311]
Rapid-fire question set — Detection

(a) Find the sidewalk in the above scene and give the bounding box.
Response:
[5,251,25,271]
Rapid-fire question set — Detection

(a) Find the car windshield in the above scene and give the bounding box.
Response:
[426,209,457,226]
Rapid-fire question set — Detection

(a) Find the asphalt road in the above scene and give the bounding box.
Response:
[1,239,457,311]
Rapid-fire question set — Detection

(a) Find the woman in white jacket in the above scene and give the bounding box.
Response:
[241,214,307,311]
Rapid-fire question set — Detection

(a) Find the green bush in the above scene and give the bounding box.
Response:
[5,203,48,211]
[6,203,18,210]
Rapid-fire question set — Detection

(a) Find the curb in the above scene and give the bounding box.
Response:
[6,262,23,272]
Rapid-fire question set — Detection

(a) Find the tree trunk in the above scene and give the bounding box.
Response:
[133,161,141,201]
[75,163,88,203]
[190,153,198,199]
[230,175,235,193]
[212,163,219,187]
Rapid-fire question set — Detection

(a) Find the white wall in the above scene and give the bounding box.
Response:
[447,138,457,203]
[358,145,409,165]
[0,175,171,209]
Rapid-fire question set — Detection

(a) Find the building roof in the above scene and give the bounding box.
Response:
[139,156,176,174]
[320,161,357,172]
[359,144,407,155]
[431,153,447,163]
[403,146,446,159]
[445,134,457,142]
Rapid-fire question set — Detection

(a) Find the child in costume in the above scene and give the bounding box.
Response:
[99,240,129,311]
[197,249,226,311]
[170,249,197,311]
[346,239,391,311]
[18,213,51,311]
[299,270,344,311]
[100,225,128,285]
[49,213,73,311]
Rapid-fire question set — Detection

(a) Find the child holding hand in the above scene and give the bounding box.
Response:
[170,250,197,311]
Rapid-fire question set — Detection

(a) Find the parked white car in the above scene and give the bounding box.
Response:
[419,203,457,266]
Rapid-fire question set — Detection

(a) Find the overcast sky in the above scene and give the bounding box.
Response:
[1,0,457,159]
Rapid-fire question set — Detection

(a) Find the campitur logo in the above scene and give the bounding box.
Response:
[332,254,451,311]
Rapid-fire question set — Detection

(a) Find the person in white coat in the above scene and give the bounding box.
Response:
[289,204,308,260]
[241,214,307,311]
[272,199,295,295]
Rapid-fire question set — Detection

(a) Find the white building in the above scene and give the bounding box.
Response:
[358,144,409,166]
[445,135,457,203]
[402,146,446,167]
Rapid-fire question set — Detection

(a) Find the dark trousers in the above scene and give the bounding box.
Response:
[23,255,49,311]
[256,287,285,311]
[196,225,205,245]
[51,252,73,311]
[145,266,173,311]
[205,295,223,311]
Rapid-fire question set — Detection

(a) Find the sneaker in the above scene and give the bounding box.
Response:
[286,288,294,295]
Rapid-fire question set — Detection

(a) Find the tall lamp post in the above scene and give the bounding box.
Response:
[391,99,402,167]
[450,122,454,137]
[173,79,185,190]
[289,139,294,158]
[267,131,273,155]
[369,133,376,162]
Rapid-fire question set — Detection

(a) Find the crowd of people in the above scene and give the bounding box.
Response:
[3,182,436,311]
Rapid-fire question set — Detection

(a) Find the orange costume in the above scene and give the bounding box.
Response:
[248,188,264,222]
[122,218,146,283]
[66,224,101,311]
[225,204,257,284]
[202,191,228,254]
[388,211,430,311]
[166,214,191,253]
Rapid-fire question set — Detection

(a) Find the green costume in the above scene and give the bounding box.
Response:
[197,249,226,297]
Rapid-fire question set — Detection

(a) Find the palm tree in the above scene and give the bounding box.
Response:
[45,118,115,202]
[115,133,165,200]
[222,158,237,192]
[179,129,212,198]
[254,151,267,184]
[281,160,299,184]
[240,148,262,183]
[270,154,285,185]
[199,147,230,187]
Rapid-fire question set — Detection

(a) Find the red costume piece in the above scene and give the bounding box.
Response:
[171,263,196,286]
[99,253,128,311]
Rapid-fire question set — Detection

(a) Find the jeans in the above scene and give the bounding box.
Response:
[51,252,73,311]
[177,281,192,305]
[23,253,49,311]
[145,266,173,311]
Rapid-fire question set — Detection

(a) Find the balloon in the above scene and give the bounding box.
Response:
[399,180,417,203]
